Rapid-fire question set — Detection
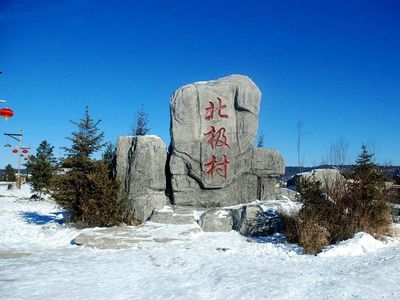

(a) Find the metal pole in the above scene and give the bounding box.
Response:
[17,128,22,189]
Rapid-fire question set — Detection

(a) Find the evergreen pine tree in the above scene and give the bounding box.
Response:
[4,164,16,182]
[102,142,115,166]
[27,140,57,198]
[349,144,385,200]
[64,106,106,159]
[132,105,149,136]
[52,107,123,227]
[102,142,116,178]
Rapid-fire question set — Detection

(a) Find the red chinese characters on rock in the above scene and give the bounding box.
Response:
[204,97,228,121]
[203,97,231,180]
[203,126,230,149]
[203,155,230,180]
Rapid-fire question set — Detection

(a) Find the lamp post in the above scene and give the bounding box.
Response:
[4,129,25,189]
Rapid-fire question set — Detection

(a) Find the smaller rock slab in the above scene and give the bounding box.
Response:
[72,223,200,250]
[150,205,199,225]
[197,209,234,232]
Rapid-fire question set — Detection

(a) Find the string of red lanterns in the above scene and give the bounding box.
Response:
[11,148,30,161]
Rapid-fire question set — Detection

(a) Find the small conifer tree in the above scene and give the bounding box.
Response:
[27,140,57,198]
[4,164,16,182]
[52,107,123,227]
[132,105,149,136]
[102,142,116,178]
[64,106,106,159]
[257,131,265,148]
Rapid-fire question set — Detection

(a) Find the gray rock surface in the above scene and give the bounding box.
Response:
[278,188,299,201]
[72,223,200,249]
[251,148,285,177]
[171,172,258,207]
[169,75,262,206]
[197,209,234,232]
[116,135,168,222]
[233,205,282,237]
[257,177,280,200]
[196,203,287,235]
[149,205,198,225]
[288,168,345,192]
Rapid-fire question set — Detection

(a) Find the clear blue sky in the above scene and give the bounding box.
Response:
[1,0,399,168]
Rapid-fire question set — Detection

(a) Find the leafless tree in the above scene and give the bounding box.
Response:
[328,138,349,168]
[296,121,305,172]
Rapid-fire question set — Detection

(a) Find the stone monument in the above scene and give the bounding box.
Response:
[169,75,284,207]
[115,74,286,222]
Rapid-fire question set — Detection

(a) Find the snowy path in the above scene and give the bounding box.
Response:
[1,186,400,299]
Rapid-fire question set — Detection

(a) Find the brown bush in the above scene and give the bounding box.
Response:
[296,213,330,254]
[52,160,138,228]
[283,146,393,254]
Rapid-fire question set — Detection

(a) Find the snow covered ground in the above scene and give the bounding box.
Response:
[1,184,400,300]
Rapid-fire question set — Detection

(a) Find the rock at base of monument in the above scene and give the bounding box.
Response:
[172,173,258,207]
[197,204,284,236]
[251,148,285,177]
[258,177,281,200]
[72,223,200,250]
[129,192,167,223]
[197,209,234,232]
[149,205,199,225]
[234,205,283,237]
[278,188,299,201]
[198,204,283,237]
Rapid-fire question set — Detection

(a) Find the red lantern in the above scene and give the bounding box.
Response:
[12,149,18,154]
[0,107,14,120]
[22,149,29,154]
[24,157,29,161]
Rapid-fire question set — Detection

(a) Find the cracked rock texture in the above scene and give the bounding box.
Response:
[116,136,167,222]
[169,75,284,206]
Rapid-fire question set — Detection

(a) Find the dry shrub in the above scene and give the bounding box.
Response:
[283,148,393,255]
[52,160,138,228]
[295,214,330,254]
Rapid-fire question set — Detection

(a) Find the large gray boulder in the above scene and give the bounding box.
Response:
[288,168,345,192]
[116,136,167,222]
[169,75,262,206]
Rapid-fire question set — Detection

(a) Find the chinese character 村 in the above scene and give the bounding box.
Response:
[203,155,230,180]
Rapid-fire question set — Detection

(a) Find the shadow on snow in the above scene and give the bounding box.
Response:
[20,211,66,225]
